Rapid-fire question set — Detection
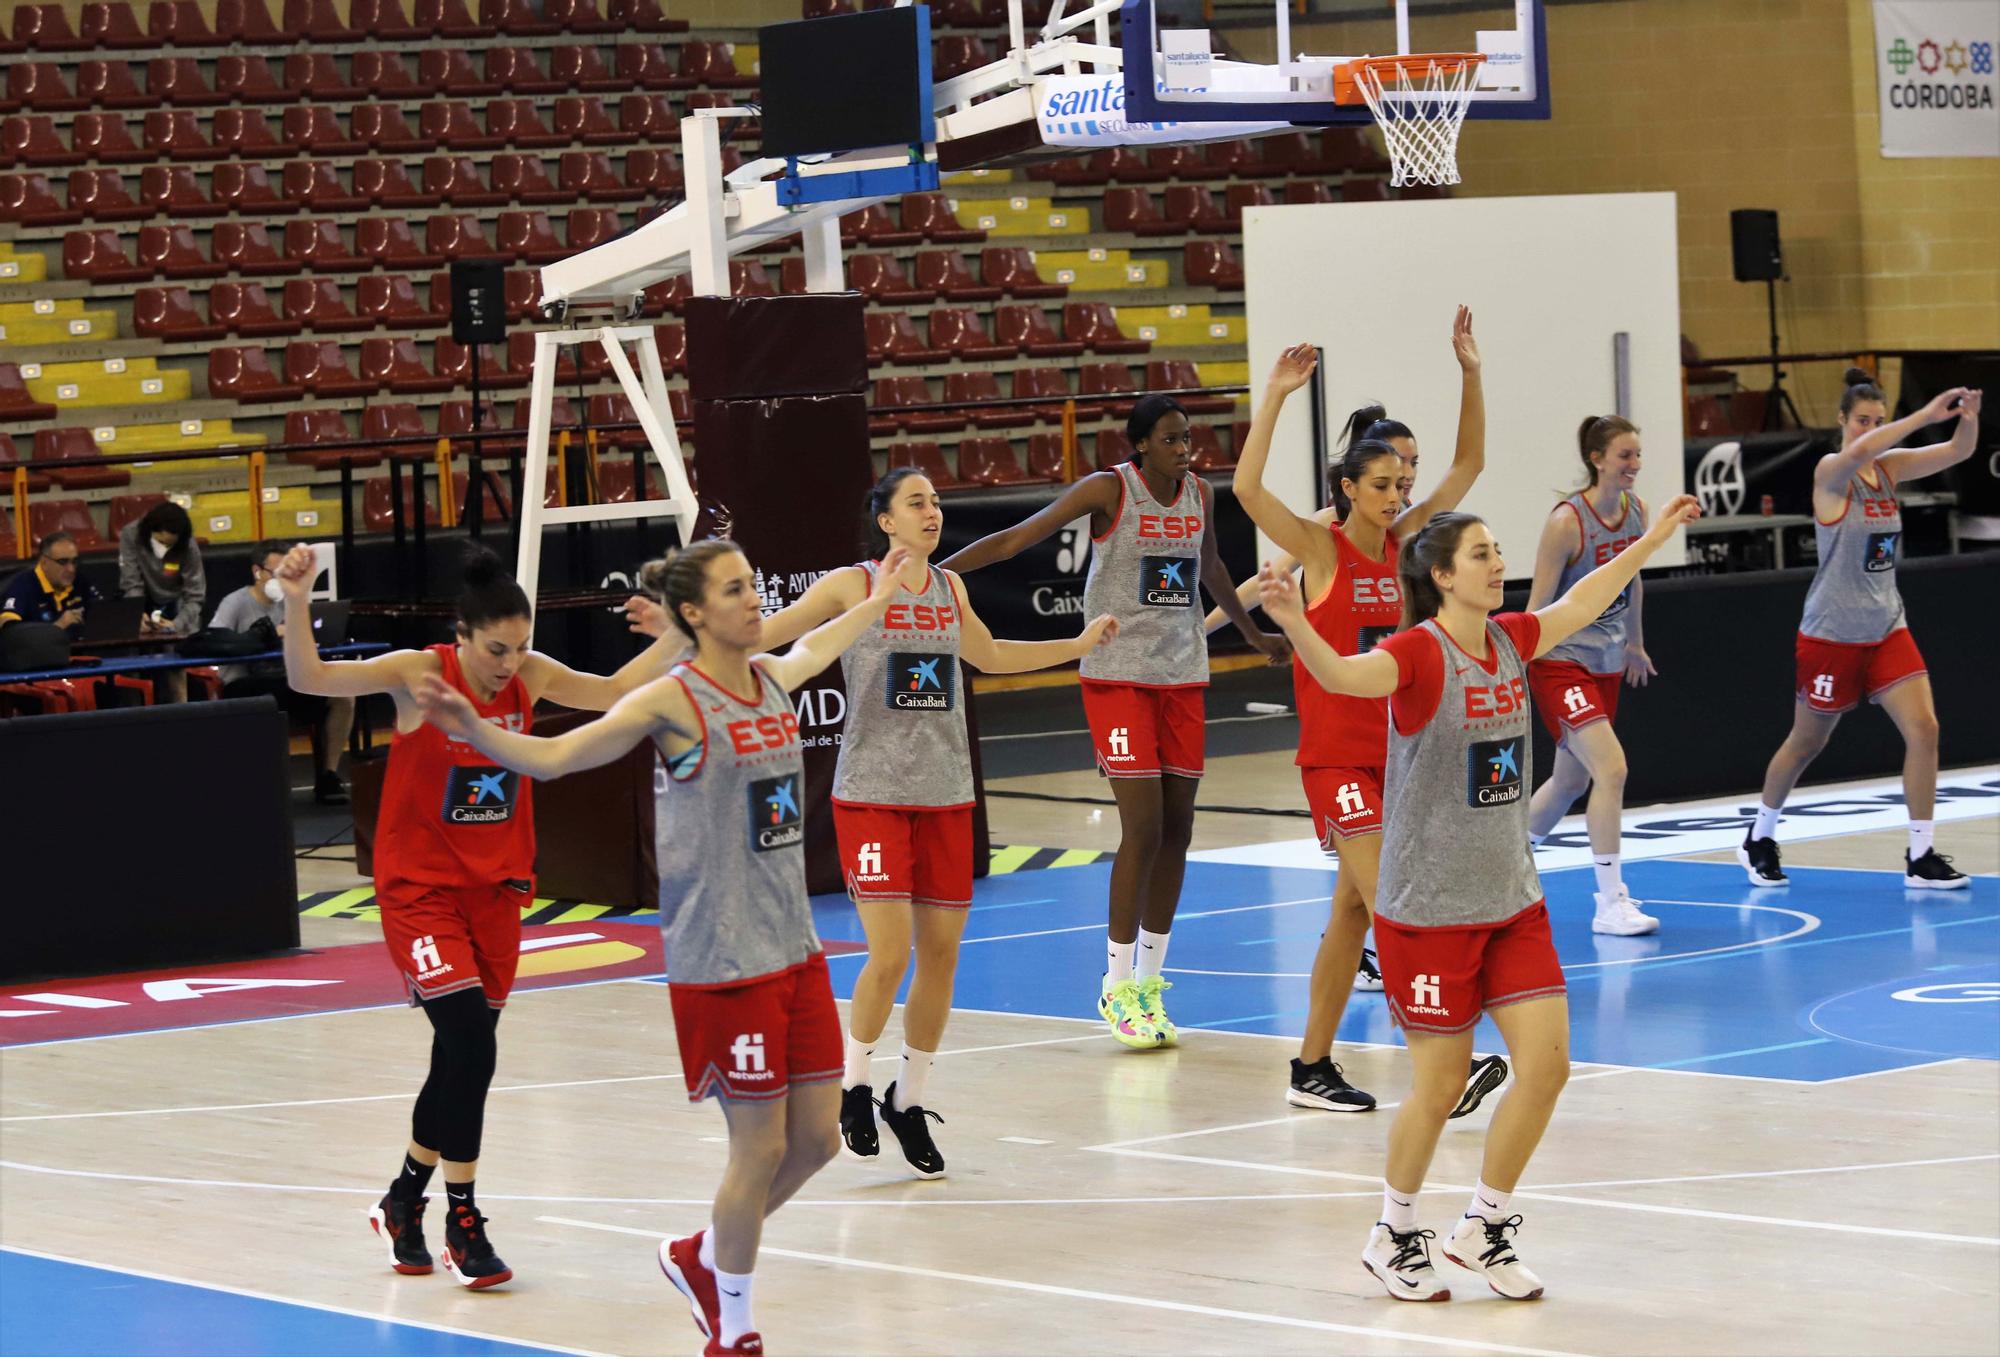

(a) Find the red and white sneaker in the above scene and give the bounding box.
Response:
[704,1334,763,1356]
[659,1232,721,1340]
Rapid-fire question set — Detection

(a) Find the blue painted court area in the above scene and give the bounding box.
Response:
[0,1250,582,1357]
[812,857,2000,1083]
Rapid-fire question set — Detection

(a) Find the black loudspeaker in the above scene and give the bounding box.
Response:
[1731,209,1783,283]
[450,259,508,344]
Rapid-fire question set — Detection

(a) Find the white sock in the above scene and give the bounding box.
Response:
[1910,820,1935,859]
[1529,831,1548,847]
[698,1226,715,1271]
[1136,928,1170,979]
[841,1034,876,1090]
[1104,938,1135,991]
[1752,802,1782,842]
[1592,855,1623,898]
[1380,1183,1418,1232]
[1467,1179,1512,1223]
[716,1268,754,1344]
[893,1045,935,1111]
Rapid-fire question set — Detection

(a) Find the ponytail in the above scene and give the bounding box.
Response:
[1397,511,1482,631]
[1333,403,1413,511]
[1576,415,1638,488]
[638,538,741,640]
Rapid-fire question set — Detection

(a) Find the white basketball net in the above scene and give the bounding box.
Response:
[1354,57,1482,188]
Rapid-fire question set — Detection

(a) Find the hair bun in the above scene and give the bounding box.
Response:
[459,542,506,589]
[1842,366,1874,388]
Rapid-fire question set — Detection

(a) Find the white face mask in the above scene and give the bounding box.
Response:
[150,537,170,560]
[263,578,285,603]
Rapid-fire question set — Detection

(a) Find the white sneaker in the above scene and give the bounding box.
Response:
[1442,1214,1545,1300]
[1355,946,1385,993]
[1361,1223,1449,1302]
[1591,888,1659,936]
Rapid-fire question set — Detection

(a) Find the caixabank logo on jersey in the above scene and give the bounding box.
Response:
[886,651,955,711]
[1866,530,1901,572]
[1139,554,1196,607]
[1466,738,1524,808]
[748,774,804,852]
[1357,625,1395,654]
[443,766,518,824]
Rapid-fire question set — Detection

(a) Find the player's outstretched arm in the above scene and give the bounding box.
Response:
[1531,495,1699,660]
[414,673,692,781]
[760,546,913,692]
[1258,562,1396,697]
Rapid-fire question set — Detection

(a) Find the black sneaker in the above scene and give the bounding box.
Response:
[314,769,350,806]
[1286,1057,1376,1112]
[441,1203,513,1289]
[877,1081,946,1179]
[1355,947,1385,993]
[367,1191,433,1275]
[1906,848,1969,890]
[1737,834,1788,887]
[839,1083,880,1159]
[1449,1054,1510,1120]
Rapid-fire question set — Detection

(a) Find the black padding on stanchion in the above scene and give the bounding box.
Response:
[684,293,868,400]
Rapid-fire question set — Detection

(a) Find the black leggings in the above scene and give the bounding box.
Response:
[410,988,501,1163]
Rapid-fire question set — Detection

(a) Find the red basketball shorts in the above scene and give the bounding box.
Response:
[1528,659,1622,743]
[1794,627,1926,714]
[377,877,532,1009]
[1375,902,1566,1036]
[668,953,842,1104]
[1080,680,1206,779]
[1301,765,1385,847]
[832,801,975,909]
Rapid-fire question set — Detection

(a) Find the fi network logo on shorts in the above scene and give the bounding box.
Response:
[1139,554,1195,607]
[730,1032,773,1079]
[410,935,453,983]
[854,841,888,883]
[1407,973,1448,1017]
[443,766,517,824]
[886,651,954,711]
[1466,739,1523,808]
[748,774,804,852]
[1105,726,1133,763]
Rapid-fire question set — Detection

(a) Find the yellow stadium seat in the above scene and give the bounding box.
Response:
[942,167,1015,187]
[0,246,49,283]
[1120,304,1245,347]
[1036,248,1166,290]
[0,308,119,344]
[953,195,1092,237]
[97,418,266,472]
[20,357,189,408]
[194,486,345,542]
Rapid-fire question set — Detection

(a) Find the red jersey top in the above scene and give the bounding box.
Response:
[1294,523,1402,769]
[375,643,535,890]
[1377,612,1542,735]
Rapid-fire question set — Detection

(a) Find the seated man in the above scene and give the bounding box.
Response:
[211,540,354,805]
[0,532,101,633]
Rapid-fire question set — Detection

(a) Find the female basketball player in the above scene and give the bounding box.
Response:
[1261,493,1699,1301]
[273,542,678,1289]
[1523,416,1660,935]
[416,540,914,1356]
[1229,317,1506,1119]
[940,396,1290,1049]
[665,469,1114,1179]
[1741,374,1979,889]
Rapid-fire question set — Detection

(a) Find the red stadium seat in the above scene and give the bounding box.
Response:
[283,277,369,333]
[0,172,76,226]
[213,107,283,156]
[486,47,563,95]
[496,210,565,264]
[678,40,758,88]
[34,427,131,490]
[210,347,304,403]
[284,0,360,39]
[420,49,497,98]
[214,53,289,103]
[354,104,434,153]
[1147,360,1232,415]
[138,165,221,218]
[363,337,456,394]
[959,437,1046,485]
[285,52,361,101]
[483,0,560,35]
[606,0,686,31]
[933,35,993,80]
[863,313,947,367]
[551,47,624,94]
[1095,428,1137,471]
[133,284,229,342]
[727,258,775,299]
[491,153,567,204]
[363,402,433,463]
[148,1,217,45]
[619,93,677,141]
[928,308,1014,362]
[215,0,288,42]
[438,399,504,441]
[416,0,491,38]
[1145,144,1208,181]
[16,4,89,50]
[886,441,964,488]
[503,269,544,320]
[285,340,375,397]
[1026,432,1066,481]
[993,304,1083,358]
[547,0,620,33]
[359,217,445,269]
[901,191,983,243]
[27,500,107,553]
[915,250,1001,301]
[614,44,677,91]
[1189,422,1233,471]
[285,409,383,469]
[284,218,368,272]
[1223,182,1275,227]
[363,476,444,531]
[640,274,690,316]
[68,167,146,221]
[351,52,427,100]
[424,155,506,207]
[282,106,364,155]
[214,161,292,215]
[0,432,54,491]
[1011,367,1071,421]
[144,110,224,162]
[63,228,150,282]
[212,221,297,276]
[847,253,933,304]
[947,371,1033,429]
[650,324,687,374]
[626,147,683,194]
[141,57,223,107]
[9,63,86,113]
[1077,362,1139,418]
[427,213,506,261]
[433,339,522,389]
[1283,180,1337,206]
[508,332,580,384]
[1102,187,1180,236]
[569,207,625,254]
[980,247,1066,299]
[138,223,226,279]
[83,4,153,49]
[209,281,300,337]
[1202,138,1262,179]
[71,113,146,163]
[560,151,640,202]
[0,368,57,422]
[283,160,365,212]
[1163,184,1230,232]
[359,274,448,329]
[1183,239,1245,290]
[1064,302,1149,355]
[1343,177,1389,203]
[489,99,565,149]
[2,115,81,168]
[354,0,429,38]
[555,96,625,144]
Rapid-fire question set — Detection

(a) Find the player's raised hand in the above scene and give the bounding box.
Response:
[1265,343,1319,397]
[1257,560,1304,625]
[1452,304,1480,372]
[411,671,482,740]
[1646,493,1702,541]
[272,543,319,602]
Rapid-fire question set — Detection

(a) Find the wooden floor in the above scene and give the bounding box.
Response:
[6,748,1996,1357]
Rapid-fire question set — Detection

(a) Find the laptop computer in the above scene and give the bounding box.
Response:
[306,600,352,648]
[76,597,147,643]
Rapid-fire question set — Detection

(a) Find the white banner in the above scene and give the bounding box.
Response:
[1871,0,2000,157]
[1034,71,1291,149]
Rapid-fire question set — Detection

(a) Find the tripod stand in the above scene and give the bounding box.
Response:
[1759,275,1803,432]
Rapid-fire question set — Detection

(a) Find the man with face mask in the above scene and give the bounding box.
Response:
[212,540,354,805]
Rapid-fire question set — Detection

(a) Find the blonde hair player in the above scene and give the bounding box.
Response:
[1260,494,1699,1302]
[1522,415,1659,935]
[1740,373,1980,890]
[416,541,915,1356]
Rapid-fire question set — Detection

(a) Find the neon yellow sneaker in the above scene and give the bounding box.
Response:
[1098,978,1158,1049]
[1136,975,1177,1047]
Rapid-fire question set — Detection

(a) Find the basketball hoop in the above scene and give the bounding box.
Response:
[1333,53,1485,188]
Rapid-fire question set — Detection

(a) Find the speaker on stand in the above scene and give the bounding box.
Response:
[1730,209,1801,432]
[451,260,509,540]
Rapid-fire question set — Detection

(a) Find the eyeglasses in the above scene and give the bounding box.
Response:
[42,555,80,567]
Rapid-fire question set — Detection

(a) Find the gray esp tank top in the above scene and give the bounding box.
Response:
[1079,461,1209,686]
[1377,619,1543,929]
[831,561,974,809]
[1544,491,1647,674]
[1799,465,1906,644]
[653,659,822,986]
